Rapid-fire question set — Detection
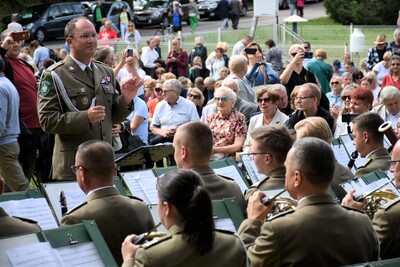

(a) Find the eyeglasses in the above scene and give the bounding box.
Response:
[155,87,162,93]
[389,160,400,167]
[70,165,89,174]
[257,97,272,103]
[187,93,201,100]
[392,63,400,66]
[341,95,351,101]
[162,90,174,94]
[214,96,229,102]
[128,25,134,27]
[294,96,314,101]
[330,81,340,85]
[303,46,310,49]
[69,33,98,40]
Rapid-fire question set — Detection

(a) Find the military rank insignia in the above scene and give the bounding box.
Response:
[39,80,52,96]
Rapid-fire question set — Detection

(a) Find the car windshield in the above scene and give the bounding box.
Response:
[18,5,47,20]
[198,0,220,2]
[145,1,166,8]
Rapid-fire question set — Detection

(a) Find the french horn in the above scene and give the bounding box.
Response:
[364,189,399,219]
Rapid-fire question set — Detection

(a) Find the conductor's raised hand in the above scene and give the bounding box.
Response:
[120,77,143,105]
[87,105,105,123]
[247,191,274,222]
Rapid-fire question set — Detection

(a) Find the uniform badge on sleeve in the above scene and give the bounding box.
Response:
[100,76,111,84]
[39,80,52,96]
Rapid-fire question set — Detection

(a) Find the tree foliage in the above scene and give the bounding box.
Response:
[324,0,400,25]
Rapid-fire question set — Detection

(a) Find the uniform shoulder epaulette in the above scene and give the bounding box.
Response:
[47,60,65,71]
[141,234,172,249]
[357,158,372,169]
[267,209,295,221]
[382,197,400,210]
[65,201,88,214]
[92,59,108,67]
[215,228,235,235]
[13,216,39,224]
[218,174,234,181]
[127,195,144,202]
[341,205,365,213]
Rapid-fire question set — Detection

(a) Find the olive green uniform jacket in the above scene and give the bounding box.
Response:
[373,197,400,259]
[0,207,41,238]
[61,186,154,265]
[244,167,286,200]
[191,165,246,216]
[38,55,132,180]
[122,224,248,267]
[355,148,390,177]
[238,194,379,267]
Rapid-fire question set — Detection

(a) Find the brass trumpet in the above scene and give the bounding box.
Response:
[133,222,167,244]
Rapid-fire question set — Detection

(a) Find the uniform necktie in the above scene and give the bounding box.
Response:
[85,65,93,83]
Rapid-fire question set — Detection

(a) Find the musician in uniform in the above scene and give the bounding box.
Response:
[352,112,390,177]
[172,121,246,215]
[295,117,354,201]
[61,140,154,265]
[38,16,142,180]
[343,140,400,260]
[0,178,41,238]
[121,169,248,267]
[244,125,293,200]
[239,137,379,267]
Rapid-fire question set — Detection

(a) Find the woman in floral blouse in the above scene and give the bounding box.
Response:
[205,87,247,160]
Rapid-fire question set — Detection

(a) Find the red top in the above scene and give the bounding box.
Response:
[98,29,118,39]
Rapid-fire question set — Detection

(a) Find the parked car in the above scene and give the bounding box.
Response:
[135,0,190,27]
[2,2,88,43]
[197,0,248,20]
[133,0,149,12]
[86,1,135,27]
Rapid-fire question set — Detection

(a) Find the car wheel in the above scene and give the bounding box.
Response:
[241,6,247,16]
[162,16,170,27]
[35,28,46,43]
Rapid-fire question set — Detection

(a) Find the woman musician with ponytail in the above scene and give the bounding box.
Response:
[121,169,247,267]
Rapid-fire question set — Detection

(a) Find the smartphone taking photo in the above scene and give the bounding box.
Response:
[10,31,30,42]
[127,49,133,58]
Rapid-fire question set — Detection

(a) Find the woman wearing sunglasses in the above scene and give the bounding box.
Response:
[186,87,205,117]
[243,86,288,152]
[326,77,343,108]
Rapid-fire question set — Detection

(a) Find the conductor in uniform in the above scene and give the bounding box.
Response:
[239,137,379,267]
[38,16,142,180]
[61,140,154,265]
[352,112,390,177]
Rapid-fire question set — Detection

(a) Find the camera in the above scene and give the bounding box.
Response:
[304,52,313,59]
[127,49,133,58]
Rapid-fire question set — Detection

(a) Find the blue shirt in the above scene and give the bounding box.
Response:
[326,92,342,108]
[33,46,50,70]
[0,74,20,145]
[127,97,149,145]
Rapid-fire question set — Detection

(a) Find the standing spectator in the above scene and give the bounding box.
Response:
[189,37,208,68]
[382,55,400,89]
[119,5,131,40]
[301,41,314,67]
[99,18,120,37]
[230,0,242,30]
[1,30,41,182]
[171,1,184,33]
[0,56,29,191]
[188,0,199,33]
[165,38,189,78]
[206,47,229,81]
[141,38,161,78]
[365,34,393,71]
[231,35,253,57]
[297,0,305,17]
[217,0,230,30]
[94,0,106,32]
[98,20,118,45]
[37,17,141,180]
[390,28,400,55]
[29,40,50,71]
[373,51,392,86]
[289,0,296,15]
[229,55,257,107]
[124,21,141,46]
[153,35,162,59]
[306,49,333,94]
[264,39,283,72]
[7,15,22,32]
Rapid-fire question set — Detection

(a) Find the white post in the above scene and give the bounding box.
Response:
[218,28,221,43]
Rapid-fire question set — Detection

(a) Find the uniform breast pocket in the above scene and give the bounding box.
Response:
[68,88,92,110]
[102,84,116,105]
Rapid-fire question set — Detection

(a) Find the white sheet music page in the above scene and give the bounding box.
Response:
[215,218,237,233]
[55,242,106,267]
[6,242,66,267]
[64,190,87,212]
[121,170,158,204]
[0,234,40,267]
[214,165,248,194]
[331,143,350,169]
[0,198,58,230]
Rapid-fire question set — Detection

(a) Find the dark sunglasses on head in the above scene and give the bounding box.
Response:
[257,97,271,103]
[188,93,201,100]
[331,81,340,85]
[341,95,351,101]
[155,87,162,93]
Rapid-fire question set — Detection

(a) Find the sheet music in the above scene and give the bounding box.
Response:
[214,165,248,194]
[214,218,237,233]
[339,134,364,170]
[0,198,58,230]
[64,190,86,212]
[55,242,105,267]
[121,170,158,204]
[6,242,66,267]
[147,205,167,233]
[340,177,400,200]
[331,143,350,169]
[0,234,40,267]
[240,154,264,184]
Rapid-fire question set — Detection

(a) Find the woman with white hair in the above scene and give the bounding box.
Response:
[373,85,400,129]
[205,87,247,160]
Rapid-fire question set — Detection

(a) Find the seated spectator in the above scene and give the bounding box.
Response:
[144,78,156,102]
[155,67,166,80]
[372,51,392,86]
[326,76,343,108]
[127,96,149,146]
[373,86,400,129]
[186,87,205,117]
[353,70,364,85]
[147,80,164,123]
[205,87,247,160]
[381,55,400,90]
[218,66,229,80]
[341,72,353,88]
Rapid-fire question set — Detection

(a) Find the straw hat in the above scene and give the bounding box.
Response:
[374,34,387,45]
